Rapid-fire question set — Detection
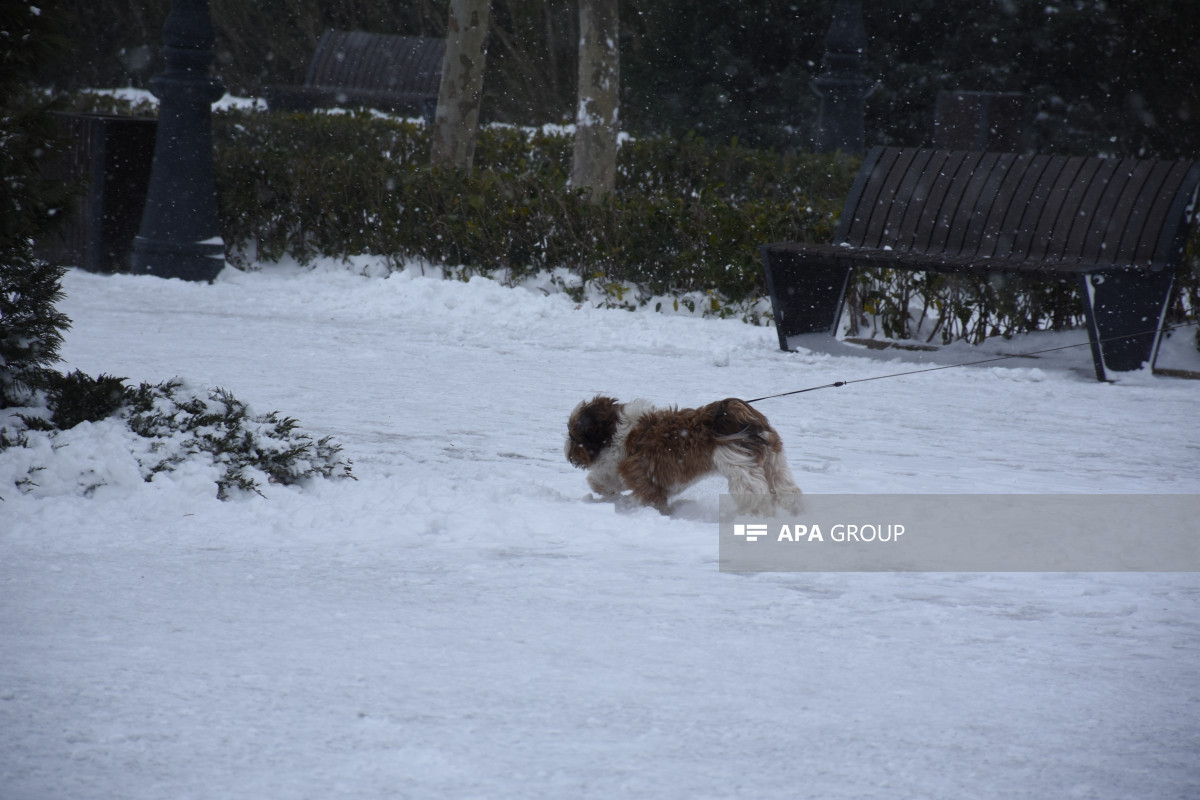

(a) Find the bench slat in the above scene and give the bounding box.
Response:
[1056,157,1119,265]
[894,150,953,253]
[1057,158,1133,265]
[1123,160,1189,268]
[1007,154,1077,262]
[917,150,987,254]
[842,148,918,248]
[906,150,961,252]
[1041,157,1105,263]
[831,147,885,241]
[1093,159,1155,266]
[941,151,1006,256]
[1021,155,1087,263]
[968,152,1027,259]
[987,153,1055,260]
[1108,159,1166,266]
[877,148,938,249]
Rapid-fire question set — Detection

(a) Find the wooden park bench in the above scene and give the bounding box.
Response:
[265,30,443,122]
[762,147,1200,381]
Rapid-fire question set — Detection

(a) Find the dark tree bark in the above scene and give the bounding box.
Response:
[570,0,619,199]
[431,0,491,172]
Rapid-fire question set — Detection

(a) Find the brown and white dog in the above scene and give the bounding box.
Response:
[565,395,803,515]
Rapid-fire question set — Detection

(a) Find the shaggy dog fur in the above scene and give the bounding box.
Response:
[565,395,803,515]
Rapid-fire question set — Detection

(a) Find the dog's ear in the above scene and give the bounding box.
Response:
[566,396,620,467]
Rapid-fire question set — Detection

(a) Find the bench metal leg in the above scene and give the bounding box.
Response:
[761,247,853,351]
[1078,269,1175,381]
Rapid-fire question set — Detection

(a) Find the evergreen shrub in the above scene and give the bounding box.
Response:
[1,2,78,407]
[0,261,72,407]
[2,368,356,500]
[122,379,354,499]
[212,110,854,305]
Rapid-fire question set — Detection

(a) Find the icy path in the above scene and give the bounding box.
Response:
[2,262,1198,799]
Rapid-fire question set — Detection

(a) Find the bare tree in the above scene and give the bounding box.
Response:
[431,0,491,172]
[570,0,619,199]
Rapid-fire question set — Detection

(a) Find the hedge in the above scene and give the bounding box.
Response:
[209,109,1199,341]
[59,95,1200,342]
[212,110,854,305]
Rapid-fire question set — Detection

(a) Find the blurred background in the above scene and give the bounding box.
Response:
[33,0,1200,157]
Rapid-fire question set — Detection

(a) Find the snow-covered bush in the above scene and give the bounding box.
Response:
[122,379,354,498]
[3,375,355,500]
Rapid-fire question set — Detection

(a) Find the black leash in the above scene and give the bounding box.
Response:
[746,321,1199,404]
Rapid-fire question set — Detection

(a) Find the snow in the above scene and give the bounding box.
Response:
[2,258,1199,799]
[86,87,268,113]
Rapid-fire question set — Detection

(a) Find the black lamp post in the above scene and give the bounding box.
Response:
[131,0,226,282]
[813,0,872,155]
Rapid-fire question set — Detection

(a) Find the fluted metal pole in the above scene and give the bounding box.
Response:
[813,0,872,155]
[131,0,226,282]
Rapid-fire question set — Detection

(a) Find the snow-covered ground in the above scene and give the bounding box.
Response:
[2,259,1199,799]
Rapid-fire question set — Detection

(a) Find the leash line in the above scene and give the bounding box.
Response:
[746,321,1199,403]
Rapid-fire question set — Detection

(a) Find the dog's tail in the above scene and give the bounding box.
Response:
[711,398,803,513]
[708,398,780,453]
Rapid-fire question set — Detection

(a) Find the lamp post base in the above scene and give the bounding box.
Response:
[131,235,225,282]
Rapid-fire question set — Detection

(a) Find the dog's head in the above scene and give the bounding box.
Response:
[565,395,622,468]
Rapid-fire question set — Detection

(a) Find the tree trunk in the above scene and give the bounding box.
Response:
[570,0,619,200]
[431,0,491,172]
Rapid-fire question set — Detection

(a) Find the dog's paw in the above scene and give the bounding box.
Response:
[613,493,652,514]
[733,494,778,518]
[775,490,804,515]
[583,491,624,505]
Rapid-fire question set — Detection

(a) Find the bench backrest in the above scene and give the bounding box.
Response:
[306,30,444,97]
[836,147,1200,270]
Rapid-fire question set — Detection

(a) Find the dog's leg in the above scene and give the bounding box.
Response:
[713,444,778,516]
[758,434,806,515]
[617,458,671,514]
[587,470,624,498]
[764,441,804,514]
[585,447,628,498]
